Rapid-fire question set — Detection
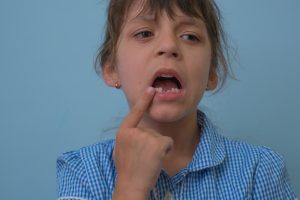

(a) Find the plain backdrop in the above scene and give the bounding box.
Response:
[0,0,299,199]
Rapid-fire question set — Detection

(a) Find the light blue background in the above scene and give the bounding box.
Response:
[0,0,299,199]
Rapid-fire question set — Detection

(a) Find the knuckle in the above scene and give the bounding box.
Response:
[165,136,174,146]
[161,136,173,149]
[126,128,138,140]
[117,128,144,144]
[117,128,132,140]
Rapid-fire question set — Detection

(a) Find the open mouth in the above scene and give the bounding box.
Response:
[151,71,183,93]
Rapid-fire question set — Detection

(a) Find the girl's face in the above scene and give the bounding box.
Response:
[104,2,216,123]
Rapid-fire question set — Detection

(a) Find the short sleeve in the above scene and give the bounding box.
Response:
[56,151,93,200]
[252,147,297,200]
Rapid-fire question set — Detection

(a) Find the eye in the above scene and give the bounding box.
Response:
[181,33,200,42]
[134,30,154,40]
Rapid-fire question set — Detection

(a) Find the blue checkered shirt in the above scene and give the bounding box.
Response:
[57,111,297,199]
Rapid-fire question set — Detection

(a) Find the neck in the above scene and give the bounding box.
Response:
[139,110,200,155]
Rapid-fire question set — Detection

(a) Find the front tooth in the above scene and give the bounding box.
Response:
[171,88,175,92]
[158,87,163,93]
[175,88,179,93]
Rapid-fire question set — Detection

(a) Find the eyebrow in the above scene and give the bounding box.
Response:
[176,17,205,28]
[128,14,205,28]
[128,15,156,24]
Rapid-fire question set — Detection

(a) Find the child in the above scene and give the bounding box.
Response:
[57,0,296,199]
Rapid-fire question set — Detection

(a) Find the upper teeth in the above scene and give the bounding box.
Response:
[160,74,174,78]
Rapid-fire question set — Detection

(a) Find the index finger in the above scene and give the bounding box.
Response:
[120,87,156,129]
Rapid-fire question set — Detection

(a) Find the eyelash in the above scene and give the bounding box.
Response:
[134,30,154,40]
[181,34,200,42]
[133,30,201,43]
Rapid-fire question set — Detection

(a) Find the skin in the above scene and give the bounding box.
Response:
[112,87,173,199]
[103,2,218,199]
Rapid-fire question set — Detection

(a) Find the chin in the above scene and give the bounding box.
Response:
[147,105,188,123]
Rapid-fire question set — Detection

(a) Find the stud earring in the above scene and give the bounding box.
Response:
[115,82,121,89]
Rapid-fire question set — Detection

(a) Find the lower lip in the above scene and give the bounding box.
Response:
[153,89,186,101]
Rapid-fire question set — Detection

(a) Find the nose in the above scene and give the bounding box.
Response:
[156,34,180,59]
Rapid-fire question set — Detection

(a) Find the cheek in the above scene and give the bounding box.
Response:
[115,54,146,108]
[116,58,144,88]
[190,52,212,86]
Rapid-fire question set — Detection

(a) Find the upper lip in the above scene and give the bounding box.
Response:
[150,68,184,89]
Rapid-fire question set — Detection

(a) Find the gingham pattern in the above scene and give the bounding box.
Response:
[57,111,297,199]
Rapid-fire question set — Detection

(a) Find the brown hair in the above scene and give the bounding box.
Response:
[95,0,232,90]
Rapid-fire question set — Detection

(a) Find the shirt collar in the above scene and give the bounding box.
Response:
[187,110,226,172]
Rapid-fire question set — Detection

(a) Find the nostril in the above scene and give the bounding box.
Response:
[157,51,179,58]
[172,52,178,57]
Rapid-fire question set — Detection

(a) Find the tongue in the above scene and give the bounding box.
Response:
[153,80,178,91]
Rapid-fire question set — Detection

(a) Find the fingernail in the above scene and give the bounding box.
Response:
[146,86,155,94]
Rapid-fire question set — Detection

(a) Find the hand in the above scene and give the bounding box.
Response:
[112,87,174,200]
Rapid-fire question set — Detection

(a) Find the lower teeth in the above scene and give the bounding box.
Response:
[155,88,179,93]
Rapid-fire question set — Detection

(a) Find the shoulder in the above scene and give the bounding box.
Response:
[222,136,284,174]
[221,137,296,199]
[56,139,116,199]
[250,145,296,199]
[57,139,115,172]
[222,137,286,170]
[223,137,269,163]
[79,139,115,162]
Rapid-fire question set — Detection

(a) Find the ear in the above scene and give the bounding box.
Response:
[207,68,218,91]
[102,63,119,87]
